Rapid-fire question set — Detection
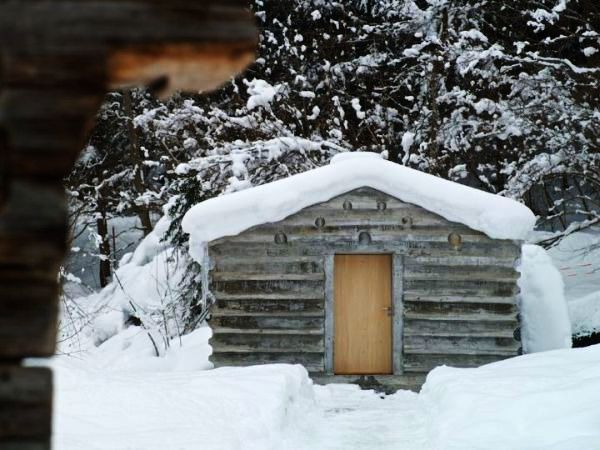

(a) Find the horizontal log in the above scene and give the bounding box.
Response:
[404,301,517,317]
[406,255,519,267]
[210,240,521,259]
[403,280,518,297]
[218,225,494,244]
[214,279,323,296]
[211,272,324,281]
[404,311,518,322]
[0,282,59,358]
[216,298,324,314]
[403,294,516,305]
[211,314,323,330]
[211,333,323,351]
[404,318,518,336]
[211,309,324,318]
[216,292,324,301]
[211,351,323,373]
[213,327,323,335]
[404,264,519,282]
[212,255,323,274]
[0,367,51,442]
[404,335,520,354]
[403,353,511,372]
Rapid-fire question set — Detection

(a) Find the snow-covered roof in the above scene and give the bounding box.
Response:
[182,152,535,258]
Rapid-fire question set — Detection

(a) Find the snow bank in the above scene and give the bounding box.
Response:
[518,244,571,352]
[570,291,600,336]
[421,345,600,450]
[53,362,314,450]
[183,152,535,260]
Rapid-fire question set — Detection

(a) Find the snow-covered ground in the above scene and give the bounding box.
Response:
[41,343,600,450]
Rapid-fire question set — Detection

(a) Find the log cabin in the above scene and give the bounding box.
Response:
[182,152,537,392]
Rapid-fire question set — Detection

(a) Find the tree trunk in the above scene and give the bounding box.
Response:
[426,7,449,174]
[123,89,153,236]
[96,195,112,288]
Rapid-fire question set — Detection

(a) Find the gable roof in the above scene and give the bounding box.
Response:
[182,152,535,260]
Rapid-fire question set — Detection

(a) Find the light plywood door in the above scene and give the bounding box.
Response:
[333,254,393,375]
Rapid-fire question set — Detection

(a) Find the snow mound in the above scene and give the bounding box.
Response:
[421,345,600,450]
[53,362,314,450]
[183,152,535,260]
[518,244,572,352]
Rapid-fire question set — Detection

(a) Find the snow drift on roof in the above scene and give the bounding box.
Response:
[182,152,535,259]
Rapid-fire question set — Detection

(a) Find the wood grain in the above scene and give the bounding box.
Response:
[333,254,393,375]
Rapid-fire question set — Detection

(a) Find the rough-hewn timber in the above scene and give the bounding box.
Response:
[0,1,257,447]
[208,187,522,391]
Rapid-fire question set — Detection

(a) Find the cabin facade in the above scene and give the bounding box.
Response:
[183,153,534,392]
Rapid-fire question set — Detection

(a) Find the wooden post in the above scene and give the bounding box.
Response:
[0,1,256,447]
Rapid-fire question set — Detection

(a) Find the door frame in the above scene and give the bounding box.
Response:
[324,252,404,375]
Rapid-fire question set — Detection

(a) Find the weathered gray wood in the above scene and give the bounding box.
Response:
[403,353,510,372]
[404,335,520,354]
[0,367,51,446]
[212,272,324,281]
[403,294,516,305]
[404,318,518,336]
[392,254,404,375]
[211,333,323,351]
[311,374,426,393]
[210,350,324,373]
[211,314,324,330]
[208,187,523,384]
[324,254,335,375]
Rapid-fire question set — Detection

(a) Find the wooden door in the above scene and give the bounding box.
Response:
[334,254,393,374]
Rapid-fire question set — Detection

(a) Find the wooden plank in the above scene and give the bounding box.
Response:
[218,226,494,244]
[404,264,519,282]
[403,353,510,372]
[213,279,323,296]
[404,335,520,354]
[0,367,51,445]
[404,311,518,322]
[213,328,323,335]
[334,254,392,375]
[324,254,335,374]
[216,292,323,300]
[210,314,324,330]
[210,333,323,351]
[392,254,404,374]
[212,256,323,274]
[216,298,324,313]
[211,272,324,281]
[210,239,521,259]
[403,293,516,305]
[210,309,324,317]
[404,318,518,336]
[404,301,517,316]
[406,255,519,267]
[211,352,323,372]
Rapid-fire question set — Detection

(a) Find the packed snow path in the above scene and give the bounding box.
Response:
[283,385,427,450]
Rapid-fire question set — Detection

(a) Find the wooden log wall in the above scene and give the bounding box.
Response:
[0,1,256,447]
[208,187,521,385]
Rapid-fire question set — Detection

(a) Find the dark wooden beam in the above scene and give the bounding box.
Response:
[0,1,257,447]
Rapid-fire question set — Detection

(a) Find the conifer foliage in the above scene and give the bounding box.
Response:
[67,0,599,318]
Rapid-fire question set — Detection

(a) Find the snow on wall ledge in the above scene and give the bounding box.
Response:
[182,152,536,261]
